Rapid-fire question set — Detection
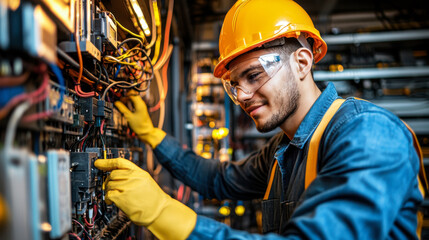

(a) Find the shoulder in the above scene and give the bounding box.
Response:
[328,97,411,140]
[319,97,419,173]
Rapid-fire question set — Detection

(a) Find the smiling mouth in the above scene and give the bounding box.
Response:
[246,104,264,116]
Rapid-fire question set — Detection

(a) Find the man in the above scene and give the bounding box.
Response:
[95,0,427,239]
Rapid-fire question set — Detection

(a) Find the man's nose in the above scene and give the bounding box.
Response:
[236,88,253,104]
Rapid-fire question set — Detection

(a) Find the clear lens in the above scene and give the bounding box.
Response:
[221,53,282,104]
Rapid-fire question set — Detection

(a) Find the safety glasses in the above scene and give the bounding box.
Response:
[221,53,282,105]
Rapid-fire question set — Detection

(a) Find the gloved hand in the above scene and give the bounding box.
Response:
[95,158,197,240]
[115,94,166,149]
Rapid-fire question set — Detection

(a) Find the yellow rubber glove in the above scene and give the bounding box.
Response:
[95,158,197,240]
[115,95,166,149]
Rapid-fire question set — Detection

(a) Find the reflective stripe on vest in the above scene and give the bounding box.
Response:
[305,99,345,189]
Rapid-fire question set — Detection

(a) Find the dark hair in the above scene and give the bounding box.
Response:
[266,37,315,78]
[265,37,313,62]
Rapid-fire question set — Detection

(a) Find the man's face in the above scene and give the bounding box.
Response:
[229,49,300,132]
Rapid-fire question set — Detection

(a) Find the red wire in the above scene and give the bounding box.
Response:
[177,184,184,202]
[69,233,81,240]
[100,119,105,134]
[93,204,97,220]
[84,217,94,228]
[1,66,50,121]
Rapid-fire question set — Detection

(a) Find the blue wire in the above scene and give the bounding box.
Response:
[49,64,65,112]
[114,64,121,79]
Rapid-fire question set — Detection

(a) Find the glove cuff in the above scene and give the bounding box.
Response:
[138,128,167,149]
[147,198,197,240]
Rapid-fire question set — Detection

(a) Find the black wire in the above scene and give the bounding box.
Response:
[126,65,139,81]
[99,127,106,152]
[71,124,93,151]
[83,126,96,151]
[140,48,154,81]
[101,64,111,83]
[96,63,102,86]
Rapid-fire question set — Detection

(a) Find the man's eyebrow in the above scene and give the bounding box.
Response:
[238,64,264,79]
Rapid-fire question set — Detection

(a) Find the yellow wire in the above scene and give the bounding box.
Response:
[115,19,146,43]
[151,29,162,65]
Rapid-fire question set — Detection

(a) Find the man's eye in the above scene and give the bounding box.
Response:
[247,72,262,82]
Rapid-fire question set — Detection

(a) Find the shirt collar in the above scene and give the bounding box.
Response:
[289,82,339,149]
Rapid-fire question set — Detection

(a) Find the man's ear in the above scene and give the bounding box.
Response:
[293,48,313,80]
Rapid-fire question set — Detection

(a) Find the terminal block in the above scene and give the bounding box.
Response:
[70,152,99,207]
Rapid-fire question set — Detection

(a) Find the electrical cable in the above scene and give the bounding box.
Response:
[72,219,93,240]
[0,64,49,120]
[22,63,66,122]
[69,233,82,240]
[177,184,184,202]
[148,0,174,112]
[145,0,157,49]
[149,68,165,113]
[101,49,154,100]
[101,81,142,100]
[150,45,173,112]
[73,124,93,152]
[84,217,94,228]
[117,38,143,50]
[57,48,109,86]
[98,127,107,159]
[154,0,174,66]
[74,9,97,98]
[0,72,30,87]
[154,44,174,71]
[150,27,162,65]
[114,18,146,42]
[49,63,65,112]
[148,1,174,176]
[4,101,31,153]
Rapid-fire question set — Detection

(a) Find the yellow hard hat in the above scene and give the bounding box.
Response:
[214,0,327,78]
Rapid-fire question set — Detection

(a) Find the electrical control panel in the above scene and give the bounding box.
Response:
[0,0,171,239]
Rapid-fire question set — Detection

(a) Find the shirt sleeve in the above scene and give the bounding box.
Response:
[188,215,300,240]
[153,133,284,200]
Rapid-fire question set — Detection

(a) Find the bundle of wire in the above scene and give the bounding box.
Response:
[0,63,65,122]
[101,39,154,101]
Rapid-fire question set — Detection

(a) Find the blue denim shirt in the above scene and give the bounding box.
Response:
[154,83,423,239]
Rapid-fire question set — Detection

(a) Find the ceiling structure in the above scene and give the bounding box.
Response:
[187,0,429,36]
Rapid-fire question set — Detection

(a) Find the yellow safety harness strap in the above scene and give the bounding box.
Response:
[305,99,345,190]
[263,161,278,200]
[402,121,429,197]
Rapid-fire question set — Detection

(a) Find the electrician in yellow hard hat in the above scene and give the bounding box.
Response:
[95,0,427,239]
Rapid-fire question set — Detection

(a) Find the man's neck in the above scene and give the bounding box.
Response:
[281,81,321,140]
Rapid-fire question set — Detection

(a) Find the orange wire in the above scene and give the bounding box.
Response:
[155,0,174,69]
[74,5,97,98]
[149,0,174,112]
[149,56,170,112]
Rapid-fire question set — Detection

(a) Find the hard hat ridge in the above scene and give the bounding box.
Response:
[214,0,327,78]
